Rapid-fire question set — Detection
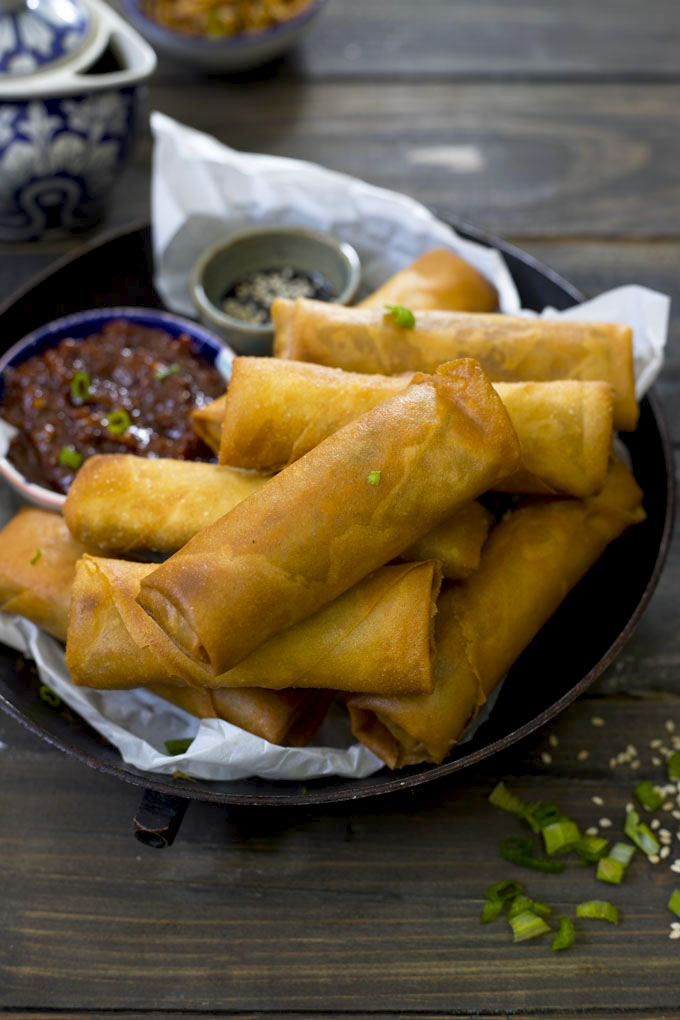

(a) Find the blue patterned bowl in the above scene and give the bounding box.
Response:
[0,0,156,241]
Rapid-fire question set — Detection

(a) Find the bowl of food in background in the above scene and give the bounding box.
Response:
[189,225,361,354]
[0,307,233,511]
[120,0,327,72]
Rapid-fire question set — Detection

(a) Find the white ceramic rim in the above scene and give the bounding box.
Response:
[0,0,156,99]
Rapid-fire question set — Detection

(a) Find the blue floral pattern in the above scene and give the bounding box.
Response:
[0,0,90,76]
[0,90,136,241]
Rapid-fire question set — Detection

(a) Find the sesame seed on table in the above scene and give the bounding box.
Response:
[2,0,680,1015]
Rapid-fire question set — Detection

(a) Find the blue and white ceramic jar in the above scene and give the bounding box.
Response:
[0,0,156,241]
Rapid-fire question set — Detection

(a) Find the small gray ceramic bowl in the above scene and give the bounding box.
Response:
[189,226,361,356]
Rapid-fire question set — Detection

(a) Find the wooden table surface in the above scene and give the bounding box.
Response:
[2,1,680,1015]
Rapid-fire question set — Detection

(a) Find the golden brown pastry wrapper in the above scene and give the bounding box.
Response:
[0,508,85,641]
[63,454,267,556]
[358,248,498,312]
[348,460,646,767]
[68,556,442,695]
[218,357,613,498]
[272,298,637,430]
[137,360,520,674]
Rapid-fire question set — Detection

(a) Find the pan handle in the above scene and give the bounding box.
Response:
[133,788,189,848]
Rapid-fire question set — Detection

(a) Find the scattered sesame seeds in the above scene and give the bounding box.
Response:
[631,760,640,769]
[651,819,661,830]
[651,739,663,749]
[666,720,676,733]
[653,757,662,766]
[627,744,638,757]
[586,826,599,836]
[671,860,680,873]
[626,801,635,813]
[609,757,617,769]
[540,751,552,765]
[650,854,661,864]
[661,846,671,859]
[673,811,680,821]
[669,929,680,939]
[548,734,559,748]
[577,749,590,761]
[591,716,606,727]
[592,795,605,806]
[664,802,674,811]
[660,829,672,840]
[599,817,612,828]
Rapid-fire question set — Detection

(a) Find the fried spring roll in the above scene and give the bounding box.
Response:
[400,502,495,578]
[148,685,333,747]
[272,298,637,430]
[218,357,613,498]
[347,460,646,767]
[0,508,85,641]
[190,401,225,453]
[359,248,498,313]
[137,360,521,675]
[0,510,330,746]
[69,557,442,695]
[63,455,268,555]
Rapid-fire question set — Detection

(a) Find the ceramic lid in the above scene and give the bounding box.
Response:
[0,0,94,77]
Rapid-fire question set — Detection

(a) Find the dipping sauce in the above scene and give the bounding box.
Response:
[221,265,335,325]
[1,320,225,494]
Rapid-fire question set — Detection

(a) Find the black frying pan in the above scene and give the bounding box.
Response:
[0,220,673,846]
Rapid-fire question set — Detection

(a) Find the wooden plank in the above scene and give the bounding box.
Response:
[3,689,680,1013]
[138,0,680,81]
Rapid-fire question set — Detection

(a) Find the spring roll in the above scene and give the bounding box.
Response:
[359,248,498,312]
[69,556,442,695]
[348,460,646,767]
[272,298,637,430]
[137,359,521,675]
[63,455,268,555]
[218,357,613,498]
[190,400,225,454]
[0,508,85,641]
[149,685,333,747]
[400,501,495,578]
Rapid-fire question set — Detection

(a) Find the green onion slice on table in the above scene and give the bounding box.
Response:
[576,900,619,924]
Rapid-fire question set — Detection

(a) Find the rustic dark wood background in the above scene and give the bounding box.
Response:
[2,1,680,1015]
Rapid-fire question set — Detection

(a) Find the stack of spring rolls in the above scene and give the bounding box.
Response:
[0,247,646,769]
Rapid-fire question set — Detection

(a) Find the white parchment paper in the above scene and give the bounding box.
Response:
[0,113,670,782]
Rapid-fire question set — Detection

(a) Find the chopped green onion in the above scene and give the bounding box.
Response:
[70,370,91,402]
[500,836,564,873]
[58,446,83,470]
[667,752,680,781]
[523,800,562,833]
[106,409,131,435]
[551,917,575,951]
[39,684,61,708]
[480,899,504,924]
[576,900,619,924]
[576,834,609,864]
[508,909,552,942]
[542,818,581,856]
[30,548,41,566]
[164,738,193,755]
[507,895,552,921]
[384,304,416,329]
[596,856,625,885]
[154,362,181,381]
[489,781,527,818]
[609,842,636,867]
[625,809,660,857]
[668,889,680,918]
[634,779,664,812]
[485,879,524,902]
[507,895,534,920]
[367,470,381,485]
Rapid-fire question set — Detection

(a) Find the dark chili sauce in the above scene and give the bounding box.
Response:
[1,320,226,494]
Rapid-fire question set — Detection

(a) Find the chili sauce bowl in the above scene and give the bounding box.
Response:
[189,226,361,356]
[120,0,327,74]
[0,306,233,511]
